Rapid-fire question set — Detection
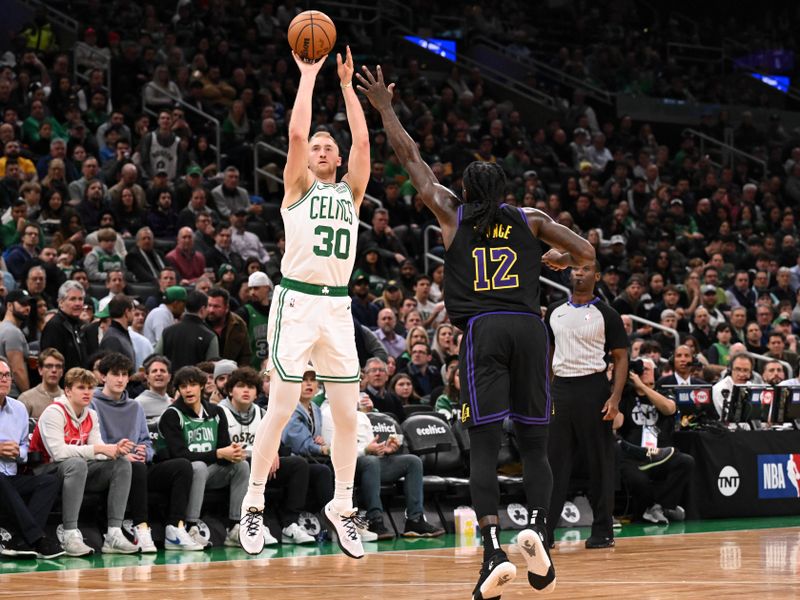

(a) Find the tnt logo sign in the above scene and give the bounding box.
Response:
[717,465,740,497]
[758,454,800,499]
[692,389,710,404]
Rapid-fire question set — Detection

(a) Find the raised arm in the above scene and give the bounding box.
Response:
[283,53,326,207]
[357,66,458,229]
[338,47,370,206]
[524,208,595,269]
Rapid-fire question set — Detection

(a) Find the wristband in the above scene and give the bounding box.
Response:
[341,81,352,89]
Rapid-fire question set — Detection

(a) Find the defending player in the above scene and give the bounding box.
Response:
[358,66,595,598]
[239,47,370,559]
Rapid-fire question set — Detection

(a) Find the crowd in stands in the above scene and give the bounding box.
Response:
[3,0,800,558]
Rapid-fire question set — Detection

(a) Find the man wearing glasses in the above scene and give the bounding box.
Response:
[18,348,64,419]
[712,353,754,418]
[5,222,40,281]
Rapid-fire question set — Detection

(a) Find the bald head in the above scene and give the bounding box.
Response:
[377,307,397,334]
[177,227,194,251]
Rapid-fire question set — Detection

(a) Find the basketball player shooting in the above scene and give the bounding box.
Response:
[357,65,595,598]
[239,45,371,559]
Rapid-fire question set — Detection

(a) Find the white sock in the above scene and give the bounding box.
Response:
[107,526,122,536]
[243,492,265,511]
[331,479,355,514]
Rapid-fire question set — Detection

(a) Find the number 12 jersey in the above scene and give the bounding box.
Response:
[281,180,359,287]
[444,203,542,330]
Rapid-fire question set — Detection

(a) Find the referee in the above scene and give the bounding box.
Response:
[545,260,628,549]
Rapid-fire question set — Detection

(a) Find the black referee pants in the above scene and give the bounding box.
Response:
[547,372,615,542]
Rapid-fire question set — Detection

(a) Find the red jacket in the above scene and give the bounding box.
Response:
[166,248,206,282]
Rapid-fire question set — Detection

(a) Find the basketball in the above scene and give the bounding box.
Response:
[287,10,336,62]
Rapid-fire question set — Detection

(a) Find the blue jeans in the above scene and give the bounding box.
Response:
[356,453,424,521]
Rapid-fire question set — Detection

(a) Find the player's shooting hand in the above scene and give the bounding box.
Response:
[356,65,394,110]
[292,51,327,76]
[542,249,569,271]
[337,45,354,86]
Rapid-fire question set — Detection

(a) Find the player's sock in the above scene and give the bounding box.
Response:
[332,479,355,514]
[481,523,501,560]
[326,382,360,514]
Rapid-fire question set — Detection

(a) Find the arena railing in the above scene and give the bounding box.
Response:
[681,128,766,174]
[18,0,77,32]
[470,35,616,106]
[141,82,221,172]
[739,350,793,380]
[252,141,382,231]
[73,41,111,96]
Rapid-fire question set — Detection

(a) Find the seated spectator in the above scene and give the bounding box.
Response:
[0,140,37,181]
[76,178,108,232]
[38,187,67,235]
[206,288,251,367]
[97,269,127,312]
[218,367,316,545]
[211,166,254,219]
[143,281,185,344]
[0,357,64,560]
[5,221,40,281]
[17,347,64,419]
[363,357,407,421]
[0,289,33,397]
[30,367,139,556]
[134,355,172,423]
[430,323,456,371]
[765,331,800,377]
[655,345,707,387]
[402,342,443,399]
[282,366,331,458]
[154,290,218,371]
[434,360,460,420]
[166,226,207,283]
[108,163,146,210]
[374,307,405,359]
[205,226,246,275]
[389,372,422,407]
[192,212,217,257]
[68,157,107,204]
[230,210,270,265]
[111,187,146,237]
[40,281,87,372]
[147,188,179,239]
[712,353,755,417]
[351,274,378,328]
[706,323,733,367]
[156,365,249,548]
[178,186,215,229]
[616,357,694,525]
[125,227,167,284]
[92,352,201,552]
[138,111,186,182]
[321,385,444,540]
[84,228,125,282]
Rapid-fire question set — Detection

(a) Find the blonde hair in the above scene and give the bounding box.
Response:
[64,367,97,389]
[309,130,338,147]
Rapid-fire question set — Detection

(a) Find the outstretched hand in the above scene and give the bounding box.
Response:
[356,65,395,110]
[291,51,326,77]
[337,45,354,86]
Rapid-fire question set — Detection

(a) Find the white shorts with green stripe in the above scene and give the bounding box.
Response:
[266,285,361,383]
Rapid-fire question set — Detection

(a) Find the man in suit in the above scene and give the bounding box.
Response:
[655,345,708,388]
[125,227,166,284]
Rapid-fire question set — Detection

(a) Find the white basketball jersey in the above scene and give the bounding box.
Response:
[280,180,359,287]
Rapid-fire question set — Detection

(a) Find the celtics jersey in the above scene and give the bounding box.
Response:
[281,180,359,287]
[157,405,219,454]
[245,303,269,369]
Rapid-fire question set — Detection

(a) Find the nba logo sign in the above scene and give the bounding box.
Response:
[757,454,800,499]
[692,389,710,404]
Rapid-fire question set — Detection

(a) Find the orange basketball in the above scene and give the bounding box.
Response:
[287,10,336,62]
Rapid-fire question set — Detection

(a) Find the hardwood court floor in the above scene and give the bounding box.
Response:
[2,520,800,599]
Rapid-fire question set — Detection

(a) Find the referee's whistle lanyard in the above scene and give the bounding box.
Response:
[566,296,601,308]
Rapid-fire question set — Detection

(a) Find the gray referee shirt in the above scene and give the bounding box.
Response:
[545,297,628,378]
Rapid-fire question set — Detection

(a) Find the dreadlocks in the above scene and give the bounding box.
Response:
[463,161,507,239]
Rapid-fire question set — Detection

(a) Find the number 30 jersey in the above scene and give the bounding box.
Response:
[281,180,359,287]
[444,203,542,330]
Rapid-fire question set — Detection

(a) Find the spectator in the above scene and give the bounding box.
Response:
[0,289,34,396]
[76,179,108,232]
[5,222,41,281]
[178,186,214,229]
[211,167,253,219]
[363,357,407,421]
[29,367,139,556]
[374,307,405,359]
[413,274,445,329]
[402,342,443,399]
[68,157,106,204]
[156,365,248,548]
[138,111,186,181]
[236,271,272,369]
[206,288,251,367]
[706,323,733,367]
[146,188,179,239]
[133,355,173,423]
[191,212,217,257]
[712,353,754,417]
[765,332,800,378]
[230,209,270,265]
[434,360,461,420]
[218,367,315,545]
[125,227,167,284]
[143,283,185,345]
[155,290,219,371]
[205,225,246,275]
[281,366,330,458]
[357,208,408,270]
[0,357,64,560]
[655,345,708,387]
[97,269,127,312]
[84,228,125,282]
[98,295,136,362]
[40,281,86,372]
[18,348,64,418]
[166,226,206,283]
[351,274,378,328]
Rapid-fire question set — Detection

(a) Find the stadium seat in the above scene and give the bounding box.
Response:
[126,281,159,301]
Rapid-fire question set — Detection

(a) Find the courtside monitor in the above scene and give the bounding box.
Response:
[661,384,715,420]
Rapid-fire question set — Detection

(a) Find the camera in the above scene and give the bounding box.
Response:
[629,358,644,376]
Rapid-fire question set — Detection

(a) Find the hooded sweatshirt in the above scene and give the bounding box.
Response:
[30,397,106,464]
[134,389,171,422]
[91,387,154,462]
